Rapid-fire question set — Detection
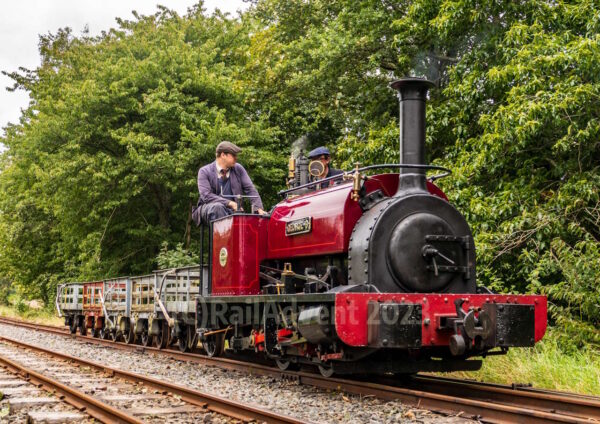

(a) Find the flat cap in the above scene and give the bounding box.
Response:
[307,146,331,159]
[216,141,242,155]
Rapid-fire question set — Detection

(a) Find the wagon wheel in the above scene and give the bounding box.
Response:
[69,319,77,335]
[187,325,198,352]
[141,331,152,347]
[153,321,169,349]
[203,332,224,357]
[88,317,96,338]
[140,321,152,347]
[318,363,335,378]
[78,321,87,336]
[123,326,136,344]
[177,325,197,353]
[178,325,190,352]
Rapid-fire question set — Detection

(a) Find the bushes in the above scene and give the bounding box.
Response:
[0,280,11,306]
[156,242,197,269]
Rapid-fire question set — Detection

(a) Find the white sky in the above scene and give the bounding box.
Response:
[0,0,249,146]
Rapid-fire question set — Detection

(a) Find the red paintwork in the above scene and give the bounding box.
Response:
[212,215,269,295]
[426,180,448,201]
[267,182,361,258]
[82,281,103,318]
[334,293,547,347]
[267,174,447,259]
[368,173,449,201]
[277,328,294,342]
[255,331,265,350]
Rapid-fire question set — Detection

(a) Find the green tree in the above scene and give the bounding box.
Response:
[0,5,285,301]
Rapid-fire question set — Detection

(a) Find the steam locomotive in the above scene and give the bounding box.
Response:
[57,78,547,377]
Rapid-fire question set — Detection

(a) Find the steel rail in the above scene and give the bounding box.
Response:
[0,351,142,424]
[0,333,307,424]
[1,316,599,423]
[401,374,600,420]
[0,317,68,334]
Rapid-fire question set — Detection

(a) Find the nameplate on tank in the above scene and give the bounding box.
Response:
[285,217,312,236]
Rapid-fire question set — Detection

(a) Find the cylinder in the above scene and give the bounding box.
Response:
[390,78,435,194]
[297,305,336,344]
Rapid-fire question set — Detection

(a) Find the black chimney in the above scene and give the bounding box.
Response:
[390,78,435,195]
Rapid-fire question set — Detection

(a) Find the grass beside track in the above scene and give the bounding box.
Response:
[442,329,600,396]
[0,305,63,327]
[0,305,596,396]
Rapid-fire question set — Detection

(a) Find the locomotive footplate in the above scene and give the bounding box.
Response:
[367,302,422,348]
[334,293,547,349]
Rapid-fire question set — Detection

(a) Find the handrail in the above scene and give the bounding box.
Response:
[278,163,452,196]
[154,269,176,327]
[55,284,65,318]
[100,283,113,328]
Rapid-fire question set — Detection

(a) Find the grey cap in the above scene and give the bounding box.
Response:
[216,141,242,155]
[308,146,331,159]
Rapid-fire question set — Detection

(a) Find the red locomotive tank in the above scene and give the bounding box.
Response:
[267,174,447,259]
[211,215,269,295]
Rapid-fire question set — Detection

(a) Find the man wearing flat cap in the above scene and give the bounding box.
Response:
[307,146,343,185]
[192,141,266,226]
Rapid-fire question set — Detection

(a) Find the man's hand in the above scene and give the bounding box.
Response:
[257,208,267,215]
[228,201,238,211]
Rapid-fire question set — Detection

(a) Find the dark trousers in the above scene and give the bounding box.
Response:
[192,202,231,226]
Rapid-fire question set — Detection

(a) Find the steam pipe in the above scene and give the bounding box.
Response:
[390,77,435,195]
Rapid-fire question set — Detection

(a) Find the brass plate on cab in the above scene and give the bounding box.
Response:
[285,217,312,236]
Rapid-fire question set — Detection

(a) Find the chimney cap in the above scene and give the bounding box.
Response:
[390,77,435,91]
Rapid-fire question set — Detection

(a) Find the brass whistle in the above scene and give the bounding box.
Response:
[351,162,361,201]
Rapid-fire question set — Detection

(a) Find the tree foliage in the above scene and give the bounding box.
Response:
[1,1,598,346]
[0,5,285,302]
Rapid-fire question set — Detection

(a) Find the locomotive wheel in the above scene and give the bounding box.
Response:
[91,328,100,338]
[141,331,152,347]
[276,358,299,371]
[111,330,119,342]
[154,321,168,349]
[318,364,335,378]
[69,320,77,335]
[99,328,108,340]
[123,327,135,344]
[78,322,87,336]
[203,333,224,357]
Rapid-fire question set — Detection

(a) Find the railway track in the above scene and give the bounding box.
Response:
[0,316,598,424]
[0,356,97,423]
[0,331,306,423]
